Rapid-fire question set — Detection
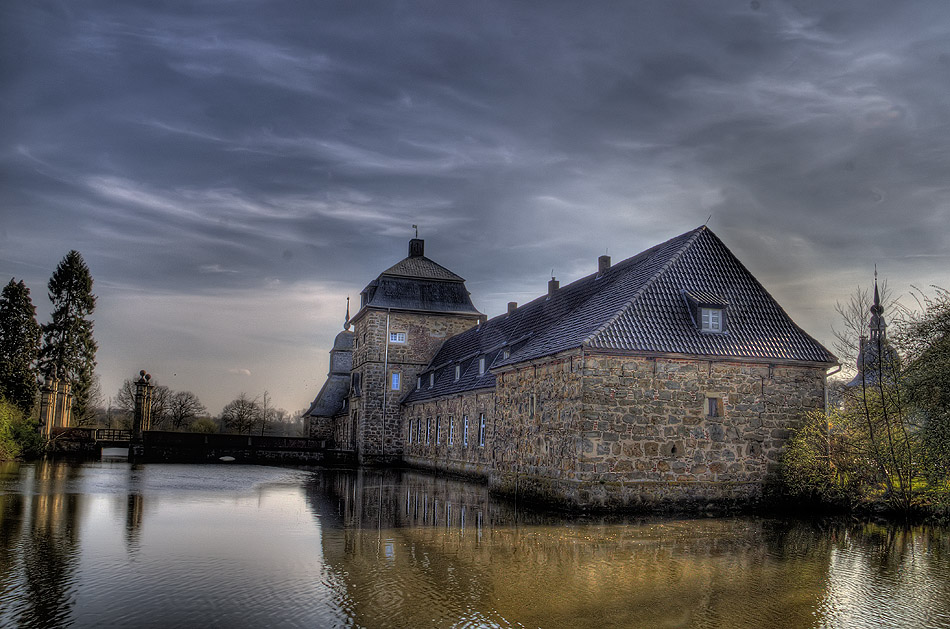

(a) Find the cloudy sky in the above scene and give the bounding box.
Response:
[2,1,949,415]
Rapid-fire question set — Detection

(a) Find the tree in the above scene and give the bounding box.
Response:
[114,378,171,430]
[896,286,950,483]
[167,391,207,430]
[221,393,260,435]
[39,251,98,425]
[0,279,42,415]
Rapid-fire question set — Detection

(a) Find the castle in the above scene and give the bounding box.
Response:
[306,226,837,509]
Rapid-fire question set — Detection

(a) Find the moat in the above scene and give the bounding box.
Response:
[1,458,949,628]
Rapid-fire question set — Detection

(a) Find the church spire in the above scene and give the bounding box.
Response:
[869,266,886,342]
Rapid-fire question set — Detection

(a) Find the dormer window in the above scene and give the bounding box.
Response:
[503,348,510,360]
[429,372,434,388]
[478,356,486,375]
[417,376,422,390]
[682,289,728,334]
[701,308,723,332]
[454,365,461,381]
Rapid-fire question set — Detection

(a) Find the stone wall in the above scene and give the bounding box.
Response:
[403,350,828,511]
[350,309,481,463]
[403,389,495,477]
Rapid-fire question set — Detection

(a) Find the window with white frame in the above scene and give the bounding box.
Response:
[463,415,469,446]
[417,375,422,390]
[701,308,723,332]
[449,416,455,446]
[408,420,413,445]
[455,365,461,381]
[425,418,431,444]
[391,372,400,390]
[478,414,486,446]
[436,417,442,444]
[429,372,434,388]
[390,331,406,343]
[478,356,486,375]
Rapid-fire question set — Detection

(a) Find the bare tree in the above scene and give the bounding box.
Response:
[221,393,260,435]
[167,391,207,430]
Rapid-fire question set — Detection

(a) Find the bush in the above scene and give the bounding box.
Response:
[0,397,43,460]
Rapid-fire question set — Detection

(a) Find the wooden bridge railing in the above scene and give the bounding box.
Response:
[95,428,132,442]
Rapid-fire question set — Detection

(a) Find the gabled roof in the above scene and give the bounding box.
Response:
[305,374,349,418]
[405,226,836,404]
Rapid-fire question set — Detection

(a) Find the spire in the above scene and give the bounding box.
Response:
[344,296,351,330]
[869,268,886,342]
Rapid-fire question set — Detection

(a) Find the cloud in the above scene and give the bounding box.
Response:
[228,368,252,377]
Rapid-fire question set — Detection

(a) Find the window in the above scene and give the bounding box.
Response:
[479,414,486,447]
[429,372,434,388]
[425,418,431,445]
[391,372,400,390]
[350,372,362,396]
[463,415,469,446]
[478,356,486,375]
[455,365,461,381]
[417,376,422,390]
[418,417,424,443]
[701,308,723,332]
[503,348,510,360]
[408,420,413,445]
[436,417,442,444]
[706,396,723,418]
[449,416,455,446]
[390,331,406,343]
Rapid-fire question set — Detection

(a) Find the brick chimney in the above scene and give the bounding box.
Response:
[409,238,424,257]
[507,301,518,315]
[598,255,611,276]
[548,277,559,297]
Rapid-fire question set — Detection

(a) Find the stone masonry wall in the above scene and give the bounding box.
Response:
[351,309,481,463]
[403,389,495,477]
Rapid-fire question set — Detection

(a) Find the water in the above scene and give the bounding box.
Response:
[1,459,949,628]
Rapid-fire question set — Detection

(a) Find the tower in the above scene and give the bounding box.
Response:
[346,238,484,464]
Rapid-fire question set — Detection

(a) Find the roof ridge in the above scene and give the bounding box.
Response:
[582,226,706,348]
[381,255,465,282]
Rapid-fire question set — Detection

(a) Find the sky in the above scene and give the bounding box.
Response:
[2,1,949,416]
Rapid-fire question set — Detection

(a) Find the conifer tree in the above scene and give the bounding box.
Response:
[0,279,42,414]
[39,251,98,424]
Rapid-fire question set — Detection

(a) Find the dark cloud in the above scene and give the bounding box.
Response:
[2,0,948,412]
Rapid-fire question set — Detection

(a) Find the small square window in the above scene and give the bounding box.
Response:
[701,308,722,332]
[706,396,723,417]
[390,331,406,343]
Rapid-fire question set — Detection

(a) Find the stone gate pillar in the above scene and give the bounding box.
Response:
[132,370,153,440]
[38,368,73,439]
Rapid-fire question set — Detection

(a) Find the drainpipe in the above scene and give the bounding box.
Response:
[381,309,392,459]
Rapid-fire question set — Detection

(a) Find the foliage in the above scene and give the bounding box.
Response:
[782,283,950,514]
[39,251,98,425]
[0,397,44,460]
[0,279,42,415]
[220,393,260,435]
[189,417,218,434]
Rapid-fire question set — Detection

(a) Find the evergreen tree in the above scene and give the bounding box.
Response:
[0,279,42,415]
[39,251,98,424]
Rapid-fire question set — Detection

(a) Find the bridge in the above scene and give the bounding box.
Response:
[47,427,354,465]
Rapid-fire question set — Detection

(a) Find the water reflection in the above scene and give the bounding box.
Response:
[307,469,950,629]
[0,461,948,628]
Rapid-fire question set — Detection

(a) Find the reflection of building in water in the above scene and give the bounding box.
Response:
[306,228,838,509]
[308,469,930,629]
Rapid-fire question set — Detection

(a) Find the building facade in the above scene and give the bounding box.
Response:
[307,227,837,509]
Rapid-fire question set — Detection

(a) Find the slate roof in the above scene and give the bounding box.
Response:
[405,226,836,404]
[357,242,482,317]
[305,374,350,418]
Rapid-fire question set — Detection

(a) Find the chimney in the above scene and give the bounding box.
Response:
[548,277,559,296]
[598,255,611,276]
[409,238,424,257]
[507,301,518,315]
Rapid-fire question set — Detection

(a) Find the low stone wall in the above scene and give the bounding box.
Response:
[142,431,354,464]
